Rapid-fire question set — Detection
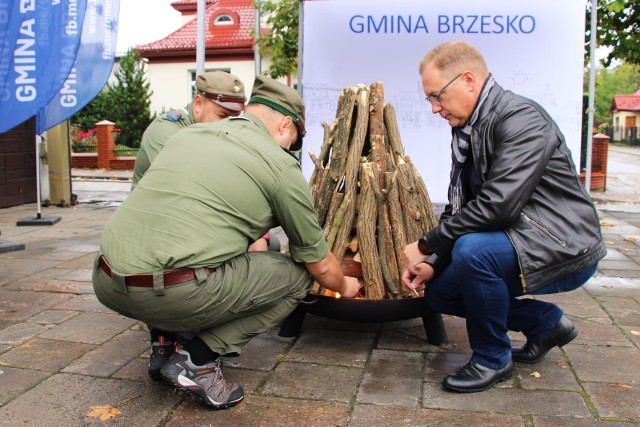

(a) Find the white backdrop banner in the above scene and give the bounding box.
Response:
[301,0,586,203]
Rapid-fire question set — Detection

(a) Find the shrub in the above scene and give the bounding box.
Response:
[70,126,97,153]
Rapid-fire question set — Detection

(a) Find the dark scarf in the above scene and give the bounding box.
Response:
[449,74,495,215]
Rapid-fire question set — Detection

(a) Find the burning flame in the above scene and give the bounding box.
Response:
[335,293,341,299]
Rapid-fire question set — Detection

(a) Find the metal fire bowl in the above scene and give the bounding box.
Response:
[279,292,448,345]
[300,293,427,323]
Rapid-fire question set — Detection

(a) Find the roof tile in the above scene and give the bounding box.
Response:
[611,94,640,112]
[137,0,254,55]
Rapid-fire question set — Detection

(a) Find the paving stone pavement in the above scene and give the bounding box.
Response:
[0,146,638,426]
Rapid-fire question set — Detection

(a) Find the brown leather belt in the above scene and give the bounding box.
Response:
[98,255,215,288]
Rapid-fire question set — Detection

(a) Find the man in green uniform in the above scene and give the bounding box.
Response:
[92,75,360,409]
[131,70,246,189]
[130,71,249,381]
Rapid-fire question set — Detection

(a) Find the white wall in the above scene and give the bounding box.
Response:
[145,56,282,114]
[147,60,251,113]
[612,111,640,141]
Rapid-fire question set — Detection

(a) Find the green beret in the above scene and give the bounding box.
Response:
[196,71,246,112]
[248,74,306,151]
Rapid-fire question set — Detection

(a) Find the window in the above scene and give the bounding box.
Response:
[213,14,234,26]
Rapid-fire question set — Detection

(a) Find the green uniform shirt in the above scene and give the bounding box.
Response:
[131,104,195,189]
[101,114,328,274]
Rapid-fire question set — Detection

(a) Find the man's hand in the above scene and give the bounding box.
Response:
[401,263,434,292]
[340,276,361,298]
[402,241,427,274]
[401,241,435,292]
[305,253,360,297]
[248,237,269,252]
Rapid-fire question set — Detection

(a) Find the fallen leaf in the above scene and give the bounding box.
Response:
[610,383,633,390]
[87,405,121,421]
[86,394,140,420]
[623,237,637,242]
[530,371,541,378]
[631,330,640,336]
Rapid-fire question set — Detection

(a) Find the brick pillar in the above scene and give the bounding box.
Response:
[95,120,115,169]
[592,133,610,190]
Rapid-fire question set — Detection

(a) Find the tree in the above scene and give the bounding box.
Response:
[591,63,640,126]
[71,89,115,132]
[586,0,640,66]
[109,48,154,148]
[253,0,299,79]
[580,62,640,168]
[71,48,154,148]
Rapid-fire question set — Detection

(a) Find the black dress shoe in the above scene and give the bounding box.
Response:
[442,360,513,393]
[512,315,578,364]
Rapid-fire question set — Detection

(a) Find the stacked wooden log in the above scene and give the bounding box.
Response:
[308,82,438,300]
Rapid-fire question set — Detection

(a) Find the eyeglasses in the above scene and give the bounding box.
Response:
[425,73,462,106]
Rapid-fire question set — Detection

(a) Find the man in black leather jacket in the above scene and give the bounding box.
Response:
[402,41,606,393]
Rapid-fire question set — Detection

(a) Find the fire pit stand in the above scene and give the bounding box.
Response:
[279,294,448,346]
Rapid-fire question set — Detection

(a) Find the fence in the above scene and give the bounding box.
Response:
[606,126,638,146]
[71,121,136,170]
[580,133,609,191]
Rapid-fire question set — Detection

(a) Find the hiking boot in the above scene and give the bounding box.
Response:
[148,337,176,381]
[160,349,244,409]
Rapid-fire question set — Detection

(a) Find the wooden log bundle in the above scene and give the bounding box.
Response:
[308,82,438,300]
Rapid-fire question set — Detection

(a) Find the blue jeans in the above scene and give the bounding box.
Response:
[425,231,597,370]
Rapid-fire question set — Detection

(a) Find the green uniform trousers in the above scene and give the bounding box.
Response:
[92,251,312,355]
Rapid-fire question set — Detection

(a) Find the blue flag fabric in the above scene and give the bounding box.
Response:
[0,0,87,135]
[37,0,121,134]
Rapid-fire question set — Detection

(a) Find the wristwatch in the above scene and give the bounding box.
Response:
[418,235,432,255]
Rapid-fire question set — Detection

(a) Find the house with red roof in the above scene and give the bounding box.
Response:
[135,0,282,114]
[610,89,640,142]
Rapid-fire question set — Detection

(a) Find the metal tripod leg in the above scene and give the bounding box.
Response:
[278,303,307,338]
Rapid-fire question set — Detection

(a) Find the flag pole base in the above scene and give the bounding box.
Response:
[0,239,26,253]
[16,216,61,226]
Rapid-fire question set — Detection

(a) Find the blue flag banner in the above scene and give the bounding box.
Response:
[37,0,120,134]
[0,0,87,135]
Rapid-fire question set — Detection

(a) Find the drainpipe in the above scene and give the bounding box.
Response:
[254,1,262,75]
[196,0,205,75]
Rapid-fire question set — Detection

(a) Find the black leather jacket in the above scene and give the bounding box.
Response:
[425,82,606,293]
